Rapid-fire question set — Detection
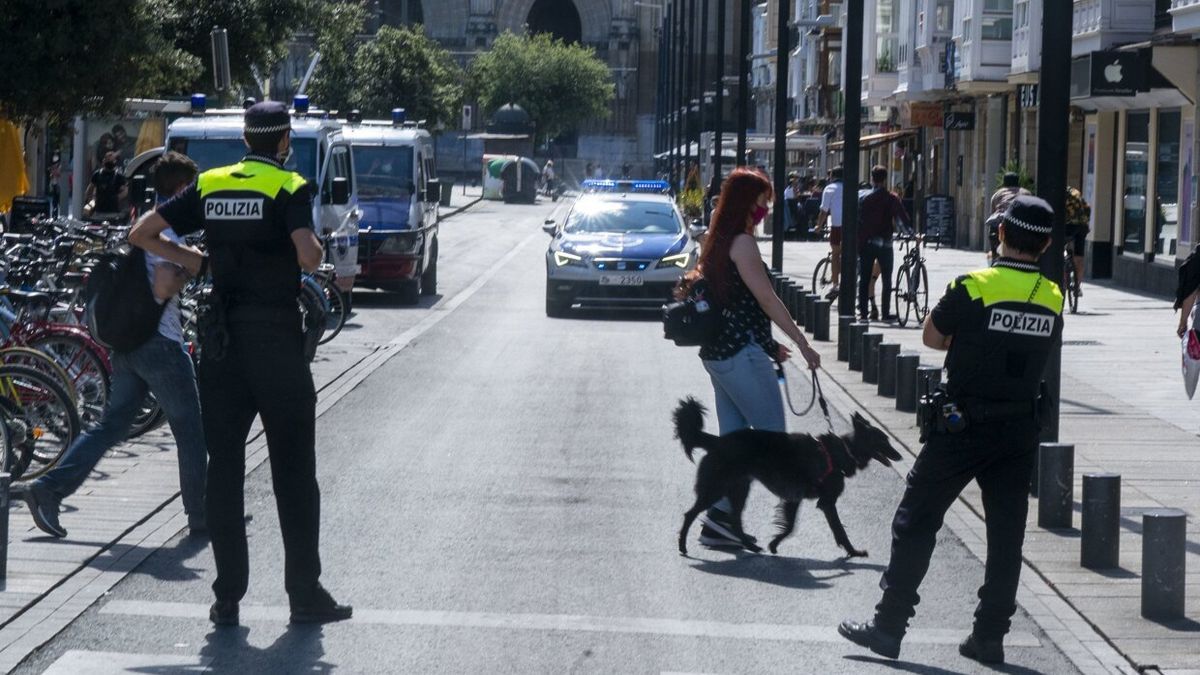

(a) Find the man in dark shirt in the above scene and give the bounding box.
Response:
[857,165,912,321]
[84,152,127,217]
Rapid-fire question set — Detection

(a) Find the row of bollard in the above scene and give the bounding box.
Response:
[831,315,1188,621]
[768,271,831,342]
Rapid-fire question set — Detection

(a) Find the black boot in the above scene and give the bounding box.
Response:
[838,619,902,659]
[290,584,353,624]
[209,600,239,626]
[959,633,1005,664]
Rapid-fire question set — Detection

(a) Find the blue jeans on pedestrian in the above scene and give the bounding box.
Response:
[36,334,207,521]
[702,340,785,516]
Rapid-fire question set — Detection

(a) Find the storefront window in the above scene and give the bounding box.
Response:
[1154,110,1180,258]
[1123,112,1151,255]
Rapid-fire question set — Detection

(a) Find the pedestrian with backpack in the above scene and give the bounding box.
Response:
[25,151,208,539]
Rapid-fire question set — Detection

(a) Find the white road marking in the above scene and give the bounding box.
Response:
[99,600,1043,648]
[43,649,210,674]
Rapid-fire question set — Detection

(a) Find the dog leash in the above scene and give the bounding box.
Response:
[776,364,836,434]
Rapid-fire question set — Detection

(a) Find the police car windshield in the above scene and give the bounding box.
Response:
[170,138,318,183]
[352,145,414,199]
[563,200,682,235]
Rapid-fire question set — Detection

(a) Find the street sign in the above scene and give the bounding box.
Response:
[944,111,975,130]
[902,101,943,128]
[1089,52,1141,97]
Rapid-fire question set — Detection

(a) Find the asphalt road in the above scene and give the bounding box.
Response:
[14,199,1080,674]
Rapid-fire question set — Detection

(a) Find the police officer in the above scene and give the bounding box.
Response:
[838,196,1064,665]
[130,101,351,626]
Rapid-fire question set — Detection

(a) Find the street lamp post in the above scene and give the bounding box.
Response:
[736,0,751,166]
[710,0,727,197]
[685,0,697,179]
[838,0,863,319]
[697,0,709,191]
[770,0,790,271]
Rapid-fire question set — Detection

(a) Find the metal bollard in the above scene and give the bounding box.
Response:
[847,322,870,371]
[789,287,804,326]
[1141,508,1187,620]
[0,473,9,580]
[1081,473,1120,569]
[782,282,799,322]
[877,343,900,397]
[1037,443,1074,529]
[803,293,817,333]
[895,353,921,412]
[813,300,832,341]
[837,315,854,361]
[862,333,884,384]
[914,366,942,424]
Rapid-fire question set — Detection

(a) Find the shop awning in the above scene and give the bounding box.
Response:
[1070,46,1195,112]
[828,129,915,151]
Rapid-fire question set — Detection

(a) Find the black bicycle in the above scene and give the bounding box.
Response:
[893,235,929,328]
[1063,245,1080,314]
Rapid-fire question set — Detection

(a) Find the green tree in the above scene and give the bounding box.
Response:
[0,0,198,123]
[306,1,368,112]
[351,25,463,127]
[469,32,614,143]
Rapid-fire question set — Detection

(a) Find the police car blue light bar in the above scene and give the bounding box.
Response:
[190,93,207,115]
[293,95,310,115]
[581,179,671,193]
[392,108,407,125]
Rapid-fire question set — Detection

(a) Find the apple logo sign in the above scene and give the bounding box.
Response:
[1104,62,1123,84]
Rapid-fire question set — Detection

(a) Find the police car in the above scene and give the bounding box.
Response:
[159,94,361,294]
[542,180,705,317]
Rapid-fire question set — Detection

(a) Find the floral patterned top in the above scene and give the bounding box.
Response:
[699,263,779,361]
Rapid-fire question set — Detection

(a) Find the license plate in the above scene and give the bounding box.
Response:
[599,274,644,286]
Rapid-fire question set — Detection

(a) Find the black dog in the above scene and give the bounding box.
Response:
[673,397,901,557]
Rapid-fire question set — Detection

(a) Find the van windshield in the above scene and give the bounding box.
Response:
[168,137,318,183]
[352,145,415,199]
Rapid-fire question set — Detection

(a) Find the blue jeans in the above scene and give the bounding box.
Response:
[701,341,786,435]
[36,335,207,519]
[702,340,786,517]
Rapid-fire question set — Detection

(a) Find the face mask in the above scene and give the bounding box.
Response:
[752,204,769,224]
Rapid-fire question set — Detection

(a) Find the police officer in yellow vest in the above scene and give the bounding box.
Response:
[839,196,1063,665]
[130,101,351,627]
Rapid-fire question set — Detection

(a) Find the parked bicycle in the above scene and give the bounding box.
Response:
[893,235,929,328]
[1063,244,1080,314]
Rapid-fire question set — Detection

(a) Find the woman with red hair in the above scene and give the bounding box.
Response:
[683,168,821,550]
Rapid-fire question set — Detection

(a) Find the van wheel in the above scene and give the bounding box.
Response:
[399,277,421,305]
[421,241,438,295]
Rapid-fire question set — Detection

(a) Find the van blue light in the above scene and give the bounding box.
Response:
[294,95,310,115]
[392,108,407,125]
[581,179,670,194]
[190,93,207,115]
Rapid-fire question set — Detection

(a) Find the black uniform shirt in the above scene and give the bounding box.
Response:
[931,258,1064,402]
[158,155,313,309]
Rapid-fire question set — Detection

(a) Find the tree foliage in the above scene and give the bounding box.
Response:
[306,1,369,112]
[470,32,614,143]
[351,25,463,127]
[0,0,198,123]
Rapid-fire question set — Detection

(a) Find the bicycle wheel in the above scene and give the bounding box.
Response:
[127,392,167,440]
[0,346,77,401]
[894,265,912,327]
[28,334,110,430]
[318,280,348,345]
[812,257,832,297]
[298,289,326,363]
[0,364,81,481]
[1065,262,1079,314]
[912,263,930,323]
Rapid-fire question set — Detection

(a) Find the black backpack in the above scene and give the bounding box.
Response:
[85,246,166,353]
[663,277,723,347]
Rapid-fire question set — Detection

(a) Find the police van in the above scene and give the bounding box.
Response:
[153,94,360,293]
[342,109,439,304]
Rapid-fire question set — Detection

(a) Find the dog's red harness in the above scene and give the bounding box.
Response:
[816,440,835,482]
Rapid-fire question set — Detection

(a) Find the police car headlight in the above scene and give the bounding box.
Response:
[657,251,691,269]
[553,250,584,267]
[377,232,422,255]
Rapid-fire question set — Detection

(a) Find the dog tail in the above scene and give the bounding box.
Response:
[673,397,710,462]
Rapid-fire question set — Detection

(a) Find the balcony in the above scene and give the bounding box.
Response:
[862,0,899,105]
[1172,0,1200,33]
[1073,0,1155,57]
[951,0,1014,90]
[1010,0,1041,75]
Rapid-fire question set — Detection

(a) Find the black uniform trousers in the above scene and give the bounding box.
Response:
[858,241,894,319]
[874,416,1039,640]
[199,313,322,603]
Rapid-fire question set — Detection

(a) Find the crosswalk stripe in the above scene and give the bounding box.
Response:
[43,649,211,674]
[99,600,1043,648]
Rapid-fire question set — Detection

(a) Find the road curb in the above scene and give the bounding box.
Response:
[788,351,1138,675]
[440,195,483,219]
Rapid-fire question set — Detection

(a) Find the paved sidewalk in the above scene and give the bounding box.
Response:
[766,239,1199,673]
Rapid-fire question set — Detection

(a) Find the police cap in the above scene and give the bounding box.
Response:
[244,101,291,134]
[1003,195,1054,235]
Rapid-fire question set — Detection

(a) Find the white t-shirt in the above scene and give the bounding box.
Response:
[144,228,184,344]
[783,185,796,200]
[820,180,845,228]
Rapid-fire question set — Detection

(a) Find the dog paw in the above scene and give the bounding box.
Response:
[768,542,780,555]
[848,548,868,558]
[743,541,763,554]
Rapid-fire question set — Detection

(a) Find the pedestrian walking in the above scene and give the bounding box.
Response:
[839,196,1064,666]
[25,151,207,539]
[676,167,821,549]
[129,101,351,627]
[815,166,845,297]
[83,151,127,220]
[1064,186,1090,296]
[857,165,912,322]
[986,172,1031,262]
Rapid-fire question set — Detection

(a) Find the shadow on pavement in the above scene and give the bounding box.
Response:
[199,624,333,674]
[560,307,662,323]
[688,554,883,589]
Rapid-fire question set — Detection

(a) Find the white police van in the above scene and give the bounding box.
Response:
[157,94,360,293]
[342,109,439,304]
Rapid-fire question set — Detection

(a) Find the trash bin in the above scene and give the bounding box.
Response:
[440,180,454,207]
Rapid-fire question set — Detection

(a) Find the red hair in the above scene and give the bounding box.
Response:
[687,168,773,304]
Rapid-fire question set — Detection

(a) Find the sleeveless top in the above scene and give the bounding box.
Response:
[699,263,779,361]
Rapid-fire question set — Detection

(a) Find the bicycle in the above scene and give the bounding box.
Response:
[1063,244,1080,314]
[0,363,81,481]
[893,235,929,328]
[811,226,837,298]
